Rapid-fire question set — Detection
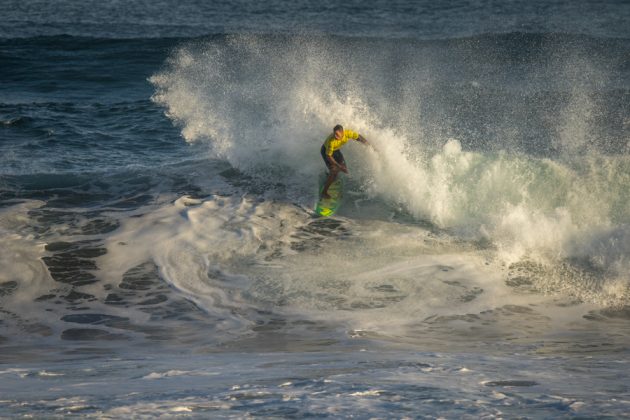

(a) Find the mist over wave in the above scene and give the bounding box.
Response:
[151,33,630,304]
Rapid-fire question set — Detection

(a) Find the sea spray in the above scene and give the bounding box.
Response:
[151,34,629,304]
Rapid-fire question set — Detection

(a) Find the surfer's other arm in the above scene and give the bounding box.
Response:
[327,154,348,173]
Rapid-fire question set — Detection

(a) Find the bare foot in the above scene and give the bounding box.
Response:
[321,192,331,199]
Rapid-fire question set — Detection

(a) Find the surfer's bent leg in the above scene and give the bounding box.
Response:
[322,166,338,199]
[321,146,343,198]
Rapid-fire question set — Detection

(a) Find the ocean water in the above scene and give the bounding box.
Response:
[1,0,630,417]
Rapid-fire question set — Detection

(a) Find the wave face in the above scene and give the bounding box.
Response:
[150,33,630,304]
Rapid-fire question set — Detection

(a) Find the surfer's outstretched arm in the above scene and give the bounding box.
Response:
[357,134,372,149]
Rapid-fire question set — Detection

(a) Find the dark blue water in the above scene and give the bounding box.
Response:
[1,1,630,417]
[3,0,630,39]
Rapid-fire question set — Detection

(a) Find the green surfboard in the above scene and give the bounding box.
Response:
[315,175,343,217]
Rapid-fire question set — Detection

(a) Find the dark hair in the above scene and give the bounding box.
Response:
[333,124,343,132]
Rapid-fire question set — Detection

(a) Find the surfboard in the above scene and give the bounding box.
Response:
[315,174,343,217]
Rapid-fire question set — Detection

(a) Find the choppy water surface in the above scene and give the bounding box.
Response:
[1,0,629,417]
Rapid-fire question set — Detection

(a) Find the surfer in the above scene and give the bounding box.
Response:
[320,125,370,199]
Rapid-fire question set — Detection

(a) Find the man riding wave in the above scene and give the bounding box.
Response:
[320,124,371,199]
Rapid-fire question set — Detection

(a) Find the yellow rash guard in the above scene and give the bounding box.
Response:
[323,129,359,156]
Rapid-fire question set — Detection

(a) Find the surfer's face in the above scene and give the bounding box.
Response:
[334,129,343,140]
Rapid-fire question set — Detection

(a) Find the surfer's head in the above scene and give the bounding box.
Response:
[333,124,343,139]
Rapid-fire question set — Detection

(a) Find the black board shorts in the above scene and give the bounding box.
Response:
[321,145,345,169]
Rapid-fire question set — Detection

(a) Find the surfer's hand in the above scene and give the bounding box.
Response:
[339,164,348,174]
